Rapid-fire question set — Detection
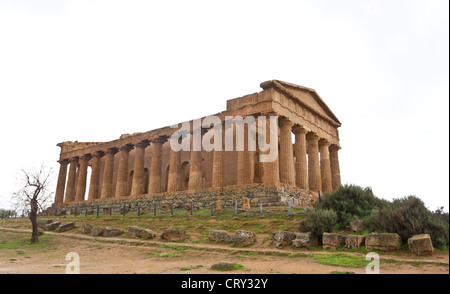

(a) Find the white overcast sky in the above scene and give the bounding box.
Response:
[0,0,448,211]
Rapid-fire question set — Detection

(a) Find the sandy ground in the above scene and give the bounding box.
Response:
[0,228,448,274]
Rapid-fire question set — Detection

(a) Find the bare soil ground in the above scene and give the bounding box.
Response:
[0,217,448,274]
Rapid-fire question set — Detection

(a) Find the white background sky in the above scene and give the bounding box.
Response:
[0,0,448,211]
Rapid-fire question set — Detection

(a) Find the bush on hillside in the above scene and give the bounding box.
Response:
[298,209,337,239]
[364,196,449,248]
[316,184,384,227]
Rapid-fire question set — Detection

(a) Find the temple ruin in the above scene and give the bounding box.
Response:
[52,80,342,210]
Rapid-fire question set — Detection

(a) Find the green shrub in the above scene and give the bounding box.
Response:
[316,184,385,227]
[364,196,449,248]
[298,209,337,239]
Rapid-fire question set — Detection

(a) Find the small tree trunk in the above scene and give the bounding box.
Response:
[30,198,39,243]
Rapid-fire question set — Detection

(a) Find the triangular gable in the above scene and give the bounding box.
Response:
[260,80,341,127]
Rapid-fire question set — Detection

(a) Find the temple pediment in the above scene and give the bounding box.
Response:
[260,80,341,127]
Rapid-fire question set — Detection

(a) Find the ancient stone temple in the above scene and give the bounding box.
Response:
[52,80,342,209]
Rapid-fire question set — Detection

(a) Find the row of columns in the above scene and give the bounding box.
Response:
[54,116,341,204]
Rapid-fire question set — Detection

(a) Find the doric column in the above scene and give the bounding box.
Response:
[131,141,149,196]
[279,118,295,186]
[115,144,133,198]
[319,139,333,193]
[149,138,165,194]
[307,133,322,192]
[75,154,92,202]
[293,126,308,190]
[64,157,78,203]
[212,123,224,188]
[100,148,118,199]
[54,159,69,204]
[260,114,280,184]
[329,144,342,190]
[87,151,103,201]
[236,123,246,185]
[167,148,180,193]
[188,133,203,190]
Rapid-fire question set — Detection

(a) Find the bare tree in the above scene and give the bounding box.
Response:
[12,165,54,243]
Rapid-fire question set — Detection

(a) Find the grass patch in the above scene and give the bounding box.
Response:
[180,265,203,271]
[150,252,182,258]
[0,233,52,250]
[330,270,356,274]
[312,253,370,268]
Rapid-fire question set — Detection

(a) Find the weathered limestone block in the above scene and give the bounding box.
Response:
[241,198,251,210]
[90,226,104,237]
[272,231,297,248]
[350,220,364,232]
[128,226,156,239]
[408,234,434,256]
[160,229,186,241]
[208,230,233,243]
[37,219,52,229]
[365,233,402,252]
[103,227,123,237]
[291,232,319,248]
[345,235,366,249]
[81,224,93,234]
[322,233,346,249]
[233,230,256,247]
[45,221,61,231]
[56,222,76,232]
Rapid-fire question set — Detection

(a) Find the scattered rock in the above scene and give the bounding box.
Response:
[128,226,156,239]
[345,235,366,249]
[160,229,186,241]
[272,231,297,248]
[103,227,123,237]
[408,234,434,256]
[350,220,364,232]
[365,233,402,252]
[159,253,169,258]
[56,222,76,232]
[45,221,61,231]
[322,233,346,249]
[161,205,171,213]
[292,232,319,248]
[241,198,251,210]
[233,230,256,247]
[90,227,104,237]
[214,200,224,214]
[80,224,93,234]
[37,219,52,229]
[211,261,239,271]
[208,230,233,243]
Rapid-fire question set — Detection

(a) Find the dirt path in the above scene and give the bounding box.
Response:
[0,227,448,274]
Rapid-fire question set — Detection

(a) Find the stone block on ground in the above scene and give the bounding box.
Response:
[350,220,364,232]
[345,235,366,249]
[322,233,346,249]
[209,230,233,243]
[80,224,93,234]
[128,226,156,239]
[214,200,224,214]
[37,219,52,229]
[56,222,76,233]
[103,227,124,237]
[160,229,186,241]
[233,230,256,247]
[90,226,104,237]
[272,231,297,248]
[37,228,45,236]
[365,233,402,252]
[292,232,319,248]
[408,234,434,256]
[45,221,61,231]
